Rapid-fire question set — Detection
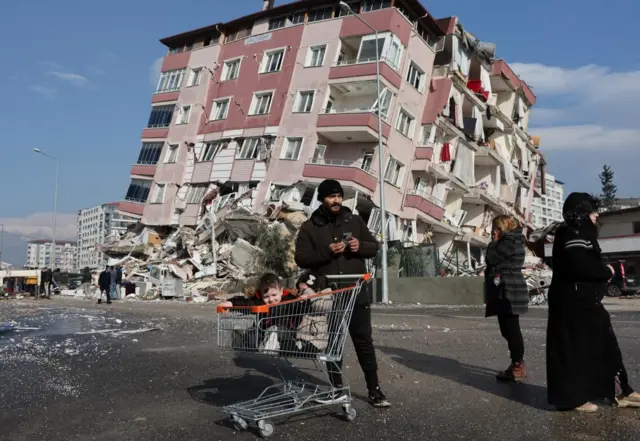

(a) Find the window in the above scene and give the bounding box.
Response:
[336,1,361,16]
[137,142,163,165]
[311,144,326,162]
[358,37,384,62]
[177,105,191,124]
[152,183,166,204]
[222,59,240,81]
[156,69,186,93]
[268,17,287,30]
[281,137,303,160]
[236,138,260,159]
[306,45,326,67]
[203,35,220,46]
[188,68,202,87]
[372,88,392,119]
[386,36,403,69]
[187,185,208,204]
[406,62,425,92]
[308,7,333,22]
[226,27,251,43]
[361,152,373,171]
[634,222,640,234]
[384,156,404,186]
[260,49,284,73]
[164,145,178,163]
[362,0,391,11]
[201,141,225,161]
[294,91,314,113]
[125,179,151,203]
[147,105,174,128]
[250,91,273,115]
[396,109,414,137]
[211,98,230,120]
[414,178,429,195]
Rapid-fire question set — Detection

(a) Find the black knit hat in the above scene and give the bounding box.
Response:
[563,192,599,224]
[317,179,344,201]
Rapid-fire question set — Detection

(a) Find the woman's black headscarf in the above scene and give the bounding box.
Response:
[562,192,600,245]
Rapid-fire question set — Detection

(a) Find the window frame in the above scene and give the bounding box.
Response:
[147,105,175,128]
[137,142,164,165]
[260,48,285,74]
[155,68,186,94]
[406,61,425,92]
[200,141,226,162]
[164,144,179,164]
[280,137,303,160]
[151,183,166,204]
[236,137,260,160]
[395,108,415,138]
[187,185,208,204]
[188,67,203,87]
[249,91,274,115]
[305,45,327,67]
[308,6,333,22]
[211,97,231,120]
[294,90,315,113]
[384,156,404,186]
[221,58,241,81]
[176,105,191,125]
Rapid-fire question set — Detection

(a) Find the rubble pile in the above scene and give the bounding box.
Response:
[99,191,308,301]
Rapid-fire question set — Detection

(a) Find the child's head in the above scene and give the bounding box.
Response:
[295,271,328,292]
[258,273,283,305]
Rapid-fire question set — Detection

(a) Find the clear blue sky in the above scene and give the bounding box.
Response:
[1,0,638,225]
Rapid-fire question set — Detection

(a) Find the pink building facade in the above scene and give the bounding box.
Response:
[120,0,546,272]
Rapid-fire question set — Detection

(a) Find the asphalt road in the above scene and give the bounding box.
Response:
[1,297,640,441]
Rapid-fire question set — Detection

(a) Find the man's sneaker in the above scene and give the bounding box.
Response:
[616,392,640,408]
[314,390,348,404]
[496,361,526,383]
[369,387,391,408]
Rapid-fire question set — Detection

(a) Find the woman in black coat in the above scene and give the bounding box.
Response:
[546,192,640,412]
[485,215,529,382]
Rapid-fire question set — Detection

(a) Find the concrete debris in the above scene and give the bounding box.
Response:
[99,187,308,302]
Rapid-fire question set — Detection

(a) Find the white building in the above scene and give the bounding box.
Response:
[531,173,564,228]
[26,240,77,272]
[76,203,138,269]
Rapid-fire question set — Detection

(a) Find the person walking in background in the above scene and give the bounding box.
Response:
[109,266,117,302]
[81,266,92,298]
[546,192,640,412]
[39,267,52,299]
[98,266,112,304]
[50,268,61,297]
[484,215,529,382]
[115,265,123,300]
[295,179,390,408]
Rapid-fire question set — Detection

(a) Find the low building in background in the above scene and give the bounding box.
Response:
[76,202,139,269]
[26,240,77,272]
[531,173,564,228]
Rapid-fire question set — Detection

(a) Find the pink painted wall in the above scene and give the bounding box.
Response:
[317,113,391,139]
[302,164,377,192]
[119,201,145,216]
[199,25,304,135]
[161,51,191,72]
[405,194,445,221]
[130,164,156,177]
[142,44,221,225]
[141,128,169,139]
[151,91,180,104]
[340,8,412,47]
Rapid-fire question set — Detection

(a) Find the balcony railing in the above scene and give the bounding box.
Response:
[307,157,376,175]
[408,189,445,208]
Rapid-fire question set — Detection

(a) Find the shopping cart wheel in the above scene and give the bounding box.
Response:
[343,404,357,422]
[257,420,275,438]
[231,416,247,431]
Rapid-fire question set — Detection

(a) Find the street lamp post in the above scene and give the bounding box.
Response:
[339,2,389,304]
[33,148,59,270]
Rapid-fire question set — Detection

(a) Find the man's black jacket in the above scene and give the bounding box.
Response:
[294,206,378,304]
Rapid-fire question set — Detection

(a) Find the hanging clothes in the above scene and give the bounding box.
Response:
[440,142,451,162]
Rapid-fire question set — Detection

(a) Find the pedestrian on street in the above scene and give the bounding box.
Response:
[81,266,92,298]
[98,266,112,304]
[50,269,61,297]
[115,265,123,300]
[109,266,117,302]
[484,215,529,382]
[546,192,640,412]
[294,179,390,408]
[39,267,52,299]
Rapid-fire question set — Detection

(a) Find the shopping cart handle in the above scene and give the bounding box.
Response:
[325,273,372,281]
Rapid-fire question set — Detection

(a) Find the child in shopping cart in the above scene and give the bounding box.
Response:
[219,272,333,355]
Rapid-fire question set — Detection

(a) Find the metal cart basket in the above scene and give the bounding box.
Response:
[216,274,371,437]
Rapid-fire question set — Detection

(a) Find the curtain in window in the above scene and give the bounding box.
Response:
[452,141,475,186]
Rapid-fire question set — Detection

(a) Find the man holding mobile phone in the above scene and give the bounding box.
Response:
[295,179,390,408]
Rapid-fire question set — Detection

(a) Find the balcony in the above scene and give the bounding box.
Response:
[405,189,446,221]
[317,81,392,143]
[130,164,157,177]
[475,146,502,166]
[302,158,378,193]
[329,58,401,89]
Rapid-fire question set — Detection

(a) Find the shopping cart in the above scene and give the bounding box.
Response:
[216,274,371,438]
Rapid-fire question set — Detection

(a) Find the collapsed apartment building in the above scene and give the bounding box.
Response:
[110,0,547,289]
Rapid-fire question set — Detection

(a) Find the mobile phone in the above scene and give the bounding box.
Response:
[342,232,352,244]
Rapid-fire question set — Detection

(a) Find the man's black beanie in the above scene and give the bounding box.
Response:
[317,179,344,201]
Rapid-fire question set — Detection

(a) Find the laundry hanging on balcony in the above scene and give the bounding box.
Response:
[440,142,451,162]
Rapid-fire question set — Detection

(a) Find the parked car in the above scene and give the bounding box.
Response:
[607,260,640,296]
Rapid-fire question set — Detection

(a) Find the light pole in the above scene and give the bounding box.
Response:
[339,1,389,304]
[33,148,59,270]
